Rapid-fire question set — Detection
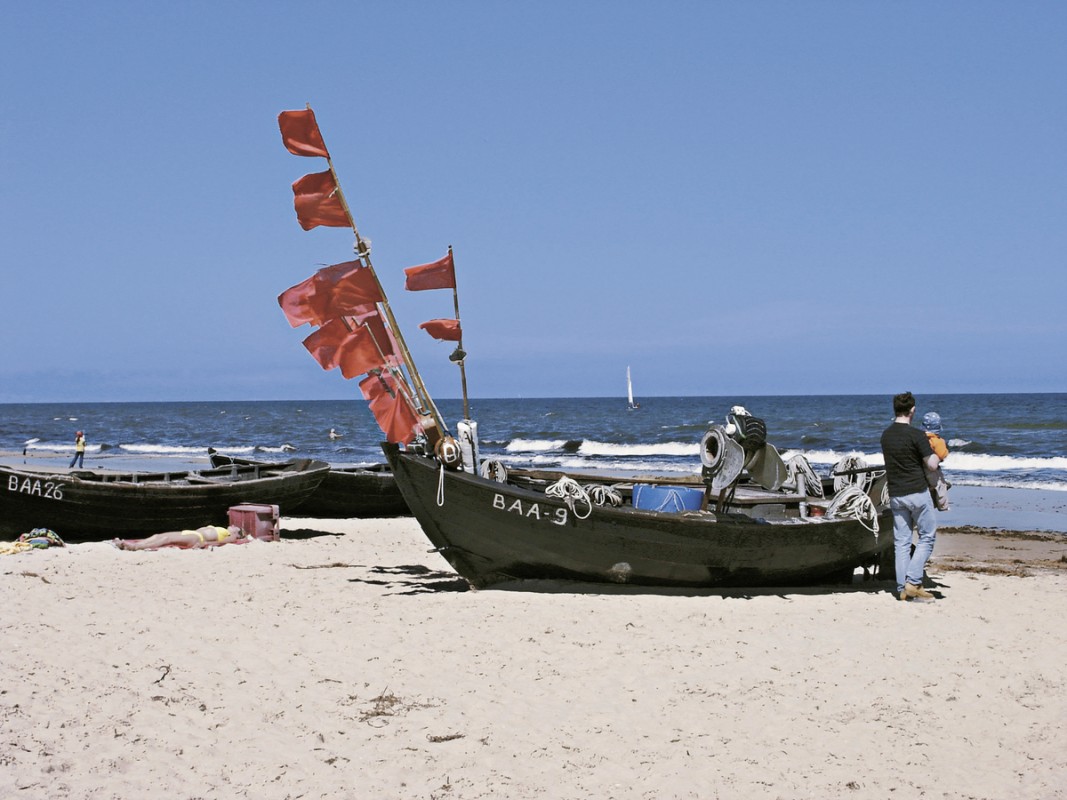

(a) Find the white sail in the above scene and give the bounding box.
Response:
[627,366,637,409]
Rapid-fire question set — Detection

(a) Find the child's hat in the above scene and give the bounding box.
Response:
[921,412,942,434]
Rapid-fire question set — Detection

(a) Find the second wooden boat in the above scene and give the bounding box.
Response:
[208,451,408,518]
[0,459,329,541]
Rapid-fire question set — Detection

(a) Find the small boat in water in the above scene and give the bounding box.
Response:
[626,366,639,410]
[208,450,408,518]
[0,459,329,541]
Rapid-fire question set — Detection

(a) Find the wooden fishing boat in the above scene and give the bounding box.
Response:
[383,442,893,589]
[0,459,329,541]
[272,108,894,591]
[208,450,408,518]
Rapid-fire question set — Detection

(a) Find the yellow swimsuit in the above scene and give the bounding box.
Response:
[182,526,230,544]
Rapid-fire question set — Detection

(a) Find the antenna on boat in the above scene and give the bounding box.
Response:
[443,245,471,421]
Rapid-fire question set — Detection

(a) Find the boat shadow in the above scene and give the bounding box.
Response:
[487,575,895,599]
[345,564,897,599]
[348,563,473,594]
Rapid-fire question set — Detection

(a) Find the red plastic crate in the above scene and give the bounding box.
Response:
[227,503,280,542]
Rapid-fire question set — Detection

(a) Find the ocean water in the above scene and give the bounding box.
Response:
[2,393,1065,494]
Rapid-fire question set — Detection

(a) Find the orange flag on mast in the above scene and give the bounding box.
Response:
[278,109,331,158]
[419,318,463,341]
[359,372,420,444]
[278,262,383,327]
[292,170,349,230]
[302,318,387,379]
[403,251,455,291]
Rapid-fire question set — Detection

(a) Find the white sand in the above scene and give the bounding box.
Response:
[2,516,1065,799]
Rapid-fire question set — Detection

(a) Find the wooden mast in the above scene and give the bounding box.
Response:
[309,105,446,440]
[446,245,471,421]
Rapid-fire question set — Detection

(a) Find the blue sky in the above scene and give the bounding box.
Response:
[3,1,1064,403]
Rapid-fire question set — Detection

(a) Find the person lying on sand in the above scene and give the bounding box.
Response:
[113,525,246,551]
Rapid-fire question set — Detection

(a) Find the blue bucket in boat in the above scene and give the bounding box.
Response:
[632,484,704,512]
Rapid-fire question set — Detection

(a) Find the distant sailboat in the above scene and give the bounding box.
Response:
[627,366,640,410]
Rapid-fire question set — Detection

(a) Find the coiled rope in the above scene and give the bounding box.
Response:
[826,484,879,536]
[832,455,872,493]
[785,454,824,498]
[585,483,624,507]
[479,459,509,483]
[545,476,593,519]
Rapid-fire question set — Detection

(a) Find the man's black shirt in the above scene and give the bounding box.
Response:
[880,422,934,497]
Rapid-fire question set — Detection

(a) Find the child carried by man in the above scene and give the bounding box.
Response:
[922,412,951,511]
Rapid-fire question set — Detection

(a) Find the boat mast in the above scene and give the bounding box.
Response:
[309,105,446,437]
[446,245,471,421]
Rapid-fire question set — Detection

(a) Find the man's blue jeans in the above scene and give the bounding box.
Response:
[890,490,937,593]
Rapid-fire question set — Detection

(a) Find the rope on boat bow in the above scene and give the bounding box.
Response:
[585,483,624,507]
[545,476,593,520]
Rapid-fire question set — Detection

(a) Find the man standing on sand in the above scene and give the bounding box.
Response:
[880,392,941,602]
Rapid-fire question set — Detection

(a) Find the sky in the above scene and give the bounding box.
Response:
[2,1,1065,403]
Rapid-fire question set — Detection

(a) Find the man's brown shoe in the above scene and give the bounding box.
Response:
[904,582,934,600]
[899,590,910,601]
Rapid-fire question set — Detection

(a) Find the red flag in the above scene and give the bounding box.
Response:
[278,272,322,327]
[360,371,394,404]
[419,318,463,342]
[359,308,399,365]
[302,319,385,378]
[316,261,383,315]
[302,318,354,370]
[278,263,383,327]
[292,170,349,230]
[278,109,330,158]
[359,372,420,444]
[404,251,455,291]
[336,329,387,379]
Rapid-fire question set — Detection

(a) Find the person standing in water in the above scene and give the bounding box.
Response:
[69,431,86,469]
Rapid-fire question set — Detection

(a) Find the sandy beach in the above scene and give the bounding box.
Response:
[2,516,1065,800]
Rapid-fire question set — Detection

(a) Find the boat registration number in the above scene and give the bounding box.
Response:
[6,476,65,501]
[493,493,568,525]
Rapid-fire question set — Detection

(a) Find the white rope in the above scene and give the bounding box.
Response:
[479,459,509,483]
[832,455,871,493]
[785,454,824,498]
[585,483,623,507]
[826,484,879,536]
[436,462,446,507]
[545,476,593,520]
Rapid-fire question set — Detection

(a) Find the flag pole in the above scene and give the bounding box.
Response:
[447,245,471,421]
[308,107,446,441]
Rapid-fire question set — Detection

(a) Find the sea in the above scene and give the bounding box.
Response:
[3,393,1065,494]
